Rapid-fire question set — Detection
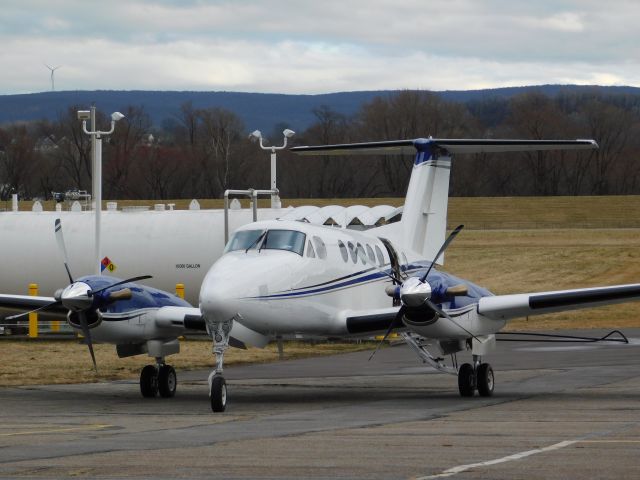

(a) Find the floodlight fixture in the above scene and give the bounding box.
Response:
[249,127,296,209]
[111,111,125,122]
[249,130,262,142]
[77,110,91,121]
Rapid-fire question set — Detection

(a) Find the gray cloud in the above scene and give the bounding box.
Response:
[0,0,638,94]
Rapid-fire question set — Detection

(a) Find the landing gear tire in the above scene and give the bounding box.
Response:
[158,365,177,398]
[477,363,494,397]
[210,375,227,412]
[140,365,159,398]
[458,363,475,397]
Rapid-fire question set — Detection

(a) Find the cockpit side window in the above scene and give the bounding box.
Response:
[306,240,316,258]
[313,236,327,259]
[224,229,265,253]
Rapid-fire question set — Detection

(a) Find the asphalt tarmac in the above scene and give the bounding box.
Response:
[1,329,639,479]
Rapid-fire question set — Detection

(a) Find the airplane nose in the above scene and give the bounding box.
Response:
[199,272,239,323]
[198,253,294,324]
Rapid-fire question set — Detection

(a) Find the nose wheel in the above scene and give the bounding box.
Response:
[207,318,233,412]
[457,360,494,397]
[209,373,227,412]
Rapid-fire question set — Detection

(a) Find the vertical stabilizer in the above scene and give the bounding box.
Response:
[401,141,451,263]
[290,137,598,266]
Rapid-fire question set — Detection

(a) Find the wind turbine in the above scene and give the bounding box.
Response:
[44,64,61,91]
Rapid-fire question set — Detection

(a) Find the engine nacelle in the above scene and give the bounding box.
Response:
[66,310,101,330]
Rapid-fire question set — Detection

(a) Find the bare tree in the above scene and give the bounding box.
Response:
[196,107,244,197]
[104,105,152,198]
[0,125,38,199]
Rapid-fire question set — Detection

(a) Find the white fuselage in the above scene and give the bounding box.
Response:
[200,220,402,336]
[199,219,504,343]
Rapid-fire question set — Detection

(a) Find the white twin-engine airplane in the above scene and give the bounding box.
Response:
[4,137,640,414]
[196,137,640,411]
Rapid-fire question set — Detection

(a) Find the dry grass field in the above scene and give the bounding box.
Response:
[0,340,374,386]
[2,195,640,385]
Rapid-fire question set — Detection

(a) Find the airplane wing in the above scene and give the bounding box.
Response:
[0,293,67,317]
[478,283,640,321]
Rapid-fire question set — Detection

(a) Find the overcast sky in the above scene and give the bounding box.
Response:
[1,0,638,95]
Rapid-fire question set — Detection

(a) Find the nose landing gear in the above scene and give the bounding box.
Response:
[208,318,233,412]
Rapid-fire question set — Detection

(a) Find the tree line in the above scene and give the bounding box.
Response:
[1,89,639,200]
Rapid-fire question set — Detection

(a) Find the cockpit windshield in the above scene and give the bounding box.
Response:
[224,229,265,253]
[224,229,306,256]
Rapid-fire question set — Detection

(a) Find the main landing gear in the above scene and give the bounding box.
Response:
[140,359,177,398]
[458,355,494,397]
[208,318,233,412]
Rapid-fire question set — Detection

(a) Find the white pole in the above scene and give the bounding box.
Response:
[94,135,102,276]
[11,194,18,212]
[270,150,279,208]
[89,106,101,276]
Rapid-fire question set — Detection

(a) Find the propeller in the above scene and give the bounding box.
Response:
[370,224,478,361]
[55,218,74,283]
[11,219,152,372]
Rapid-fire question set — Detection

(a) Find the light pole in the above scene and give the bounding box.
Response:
[77,107,125,275]
[249,128,295,209]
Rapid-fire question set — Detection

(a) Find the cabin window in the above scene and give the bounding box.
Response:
[356,243,366,265]
[224,229,265,253]
[263,230,306,256]
[313,236,327,259]
[338,240,348,262]
[366,244,375,264]
[306,240,316,258]
[375,245,385,266]
[347,241,357,264]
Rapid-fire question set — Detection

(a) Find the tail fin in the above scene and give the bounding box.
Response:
[291,138,598,264]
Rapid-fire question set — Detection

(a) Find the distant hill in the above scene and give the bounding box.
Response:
[1,85,638,132]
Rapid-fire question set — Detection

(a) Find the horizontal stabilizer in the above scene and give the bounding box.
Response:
[291,138,598,156]
[479,283,640,321]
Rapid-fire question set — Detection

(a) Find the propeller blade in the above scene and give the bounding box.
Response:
[78,311,98,373]
[378,267,403,285]
[424,298,482,343]
[368,306,404,362]
[89,275,152,297]
[420,224,464,282]
[54,218,74,283]
[4,300,62,321]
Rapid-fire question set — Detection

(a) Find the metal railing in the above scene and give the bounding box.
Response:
[224,188,279,244]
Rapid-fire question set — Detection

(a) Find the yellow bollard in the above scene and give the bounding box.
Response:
[28,283,38,338]
[175,283,185,299]
[51,319,60,333]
